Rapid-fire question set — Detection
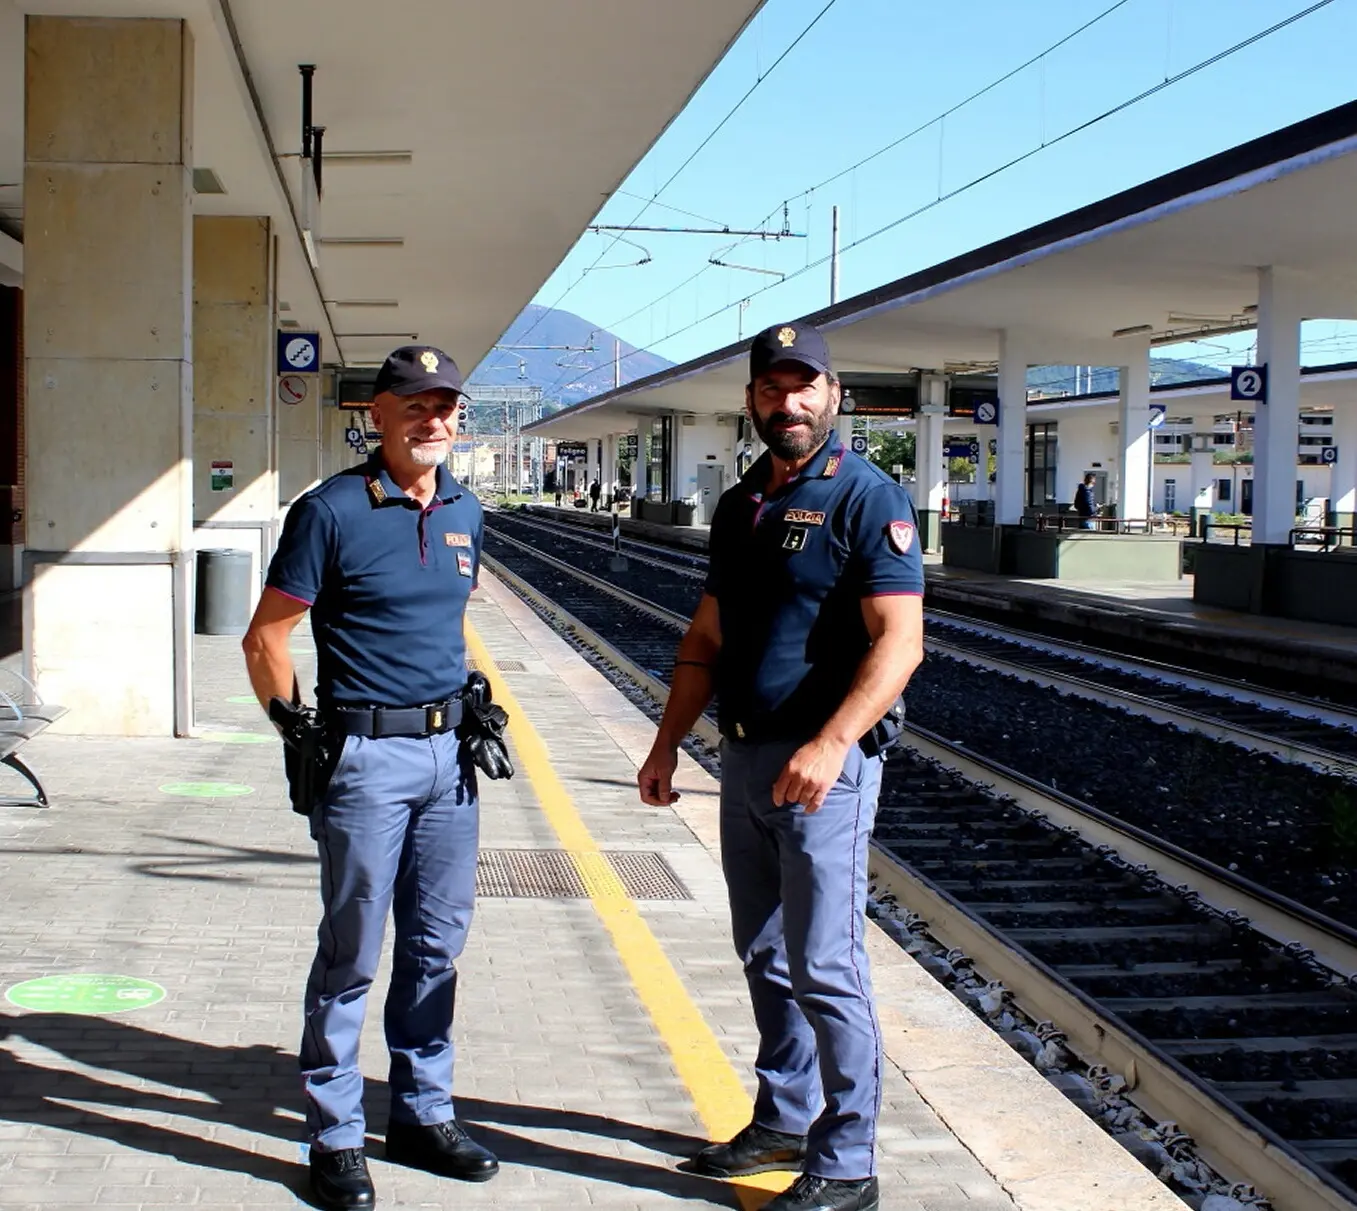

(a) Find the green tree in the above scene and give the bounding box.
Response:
[869,430,914,476]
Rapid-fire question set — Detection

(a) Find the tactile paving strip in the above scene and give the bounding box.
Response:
[466,658,528,673]
[476,849,691,900]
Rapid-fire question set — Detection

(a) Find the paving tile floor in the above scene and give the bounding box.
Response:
[0,584,1015,1211]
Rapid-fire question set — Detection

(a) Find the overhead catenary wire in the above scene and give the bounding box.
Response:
[542,0,1145,395]
[492,0,844,373]
[569,0,1338,390]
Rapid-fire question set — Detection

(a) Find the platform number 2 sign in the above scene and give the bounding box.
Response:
[1230,365,1268,403]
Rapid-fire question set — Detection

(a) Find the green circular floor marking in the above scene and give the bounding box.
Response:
[200,731,275,745]
[158,781,255,798]
[6,974,166,1015]
[226,694,259,704]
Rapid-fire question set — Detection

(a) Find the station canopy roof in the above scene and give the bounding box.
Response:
[528,100,1357,440]
[0,0,764,369]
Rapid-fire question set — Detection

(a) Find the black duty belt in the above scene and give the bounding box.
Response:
[329,699,463,739]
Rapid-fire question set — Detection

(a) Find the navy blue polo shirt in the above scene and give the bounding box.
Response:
[266,454,483,709]
[704,432,923,743]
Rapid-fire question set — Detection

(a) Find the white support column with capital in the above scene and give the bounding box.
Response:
[916,374,947,551]
[1252,267,1303,545]
[1331,401,1357,537]
[995,331,1029,525]
[633,420,649,503]
[1188,423,1217,531]
[1117,340,1152,526]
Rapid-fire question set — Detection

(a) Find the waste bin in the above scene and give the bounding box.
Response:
[195,548,252,636]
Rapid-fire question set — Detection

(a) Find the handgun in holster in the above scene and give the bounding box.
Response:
[861,695,906,758]
[268,697,337,816]
[457,671,514,780]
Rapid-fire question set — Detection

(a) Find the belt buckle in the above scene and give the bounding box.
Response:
[427,702,446,733]
[734,722,745,739]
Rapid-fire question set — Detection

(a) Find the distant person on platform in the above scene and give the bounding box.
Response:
[1074,473,1097,530]
[589,479,602,512]
[554,484,564,507]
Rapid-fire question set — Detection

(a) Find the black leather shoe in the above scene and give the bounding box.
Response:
[385,1119,499,1182]
[762,1175,879,1211]
[308,1147,374,1210]
[690,1121,807,1177]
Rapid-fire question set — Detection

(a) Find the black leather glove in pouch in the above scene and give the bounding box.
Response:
[458,672,515,780]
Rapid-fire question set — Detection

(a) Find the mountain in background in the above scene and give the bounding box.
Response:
[466,307,1228,415]
[466,304,674,410]
[1030,357,1226,396]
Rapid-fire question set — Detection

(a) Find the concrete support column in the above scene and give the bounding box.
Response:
[193,216,275,610]
[1330,401,1357,537]
[604,433,617,507]
[1189,437,1217,535]
[995,331,1029,525]
[633,421,649,503]
[1253,267,1303,545]
[1117,343,1152,526]
[916,375,947,552]
[24,16,194,736]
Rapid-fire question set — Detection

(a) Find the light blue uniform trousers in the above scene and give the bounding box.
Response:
[719,738,884,1180]
[300,730,478,1150]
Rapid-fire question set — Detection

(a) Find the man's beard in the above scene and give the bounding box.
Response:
[409,438,449,467]
[751,406,835,460]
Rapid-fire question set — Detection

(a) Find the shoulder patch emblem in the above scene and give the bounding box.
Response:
[456,551,473,577]
[887,520,915,555]
[823,455,841,478]
[445,532,473,547]
[783,525,808,552]
[366,478,387,504]
[784,509,825,525]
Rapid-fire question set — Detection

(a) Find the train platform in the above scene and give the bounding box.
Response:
[0,575,1181,1211]
[926,563,1357,683]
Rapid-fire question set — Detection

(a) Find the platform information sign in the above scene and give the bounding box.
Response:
[1230,365,1268,403]
[1322,445,1338,465]
[278,332,321,374]
[1148,403,1167,429]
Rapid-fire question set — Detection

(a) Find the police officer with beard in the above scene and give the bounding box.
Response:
[243,346,497,1210]
[638,323,925,1211]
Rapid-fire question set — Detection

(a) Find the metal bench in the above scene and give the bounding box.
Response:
[0,669,66,808]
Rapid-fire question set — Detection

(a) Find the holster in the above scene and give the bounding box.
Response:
[457,672,515,780]
[269,697,339,816]
[860,694,906,758]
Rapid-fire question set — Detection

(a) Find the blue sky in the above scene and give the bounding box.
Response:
[505,0,1357,390]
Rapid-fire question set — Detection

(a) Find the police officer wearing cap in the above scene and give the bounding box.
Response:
[638,323,925,1211]
[242,346,497,1209]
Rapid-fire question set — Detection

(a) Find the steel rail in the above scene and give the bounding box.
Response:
[926,608,1357,732]
[927,636,1357,781]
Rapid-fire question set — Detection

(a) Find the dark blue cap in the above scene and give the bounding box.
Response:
[373,345,466,399]
[749,322,832,379]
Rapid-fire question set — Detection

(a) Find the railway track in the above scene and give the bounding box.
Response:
[489,510,1357,783]
[482,515,1357,1211]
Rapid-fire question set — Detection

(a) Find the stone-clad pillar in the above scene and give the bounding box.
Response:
[24,16,194,735]
[1252,267,1303,546]
[193,216,276,611]
[995,332,1028,525]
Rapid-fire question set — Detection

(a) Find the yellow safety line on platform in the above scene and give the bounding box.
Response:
[466,622,787,1210]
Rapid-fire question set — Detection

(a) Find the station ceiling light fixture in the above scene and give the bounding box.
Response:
[192,167,226,194]
[1112,323,1154,338]
[327,299,401,308]
[317,236,405,246]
